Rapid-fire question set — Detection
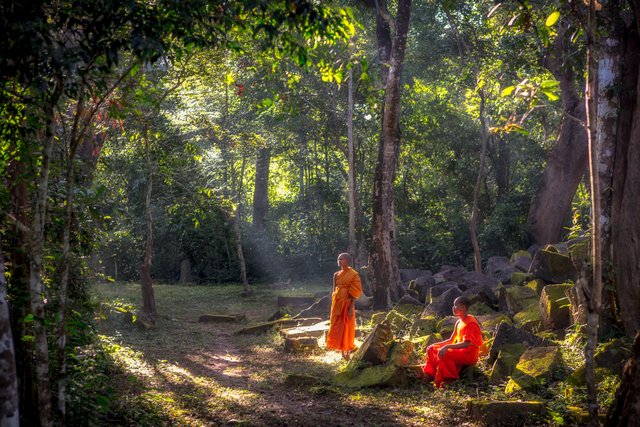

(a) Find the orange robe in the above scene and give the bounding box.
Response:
[326,267,362,351]
[423,314,483,388]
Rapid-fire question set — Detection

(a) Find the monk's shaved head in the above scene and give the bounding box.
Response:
[454,296,471,309]
[337,253,351,262]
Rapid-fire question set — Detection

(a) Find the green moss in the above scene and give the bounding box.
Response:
[513,303,542,332]
[510,250,532,262]
[511,271,533,286]
[505,346,561,394]
[409,316,437,336]
[526,279,546,296]
[334,363,400,388]
[469,302,496,315]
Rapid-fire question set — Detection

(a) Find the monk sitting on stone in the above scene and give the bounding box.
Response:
[422,296,483,387]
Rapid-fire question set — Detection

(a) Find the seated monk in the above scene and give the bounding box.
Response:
[326,253,362,360]
[423,296,483,387]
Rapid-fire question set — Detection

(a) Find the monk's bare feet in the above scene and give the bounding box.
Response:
[342,351,351,361]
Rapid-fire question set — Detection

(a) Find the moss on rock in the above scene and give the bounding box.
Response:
[505,346,562,394]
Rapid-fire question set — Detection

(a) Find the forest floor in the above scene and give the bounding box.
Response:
[91,282,502,426]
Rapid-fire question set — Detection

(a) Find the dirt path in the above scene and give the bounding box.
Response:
[97,283,471,426]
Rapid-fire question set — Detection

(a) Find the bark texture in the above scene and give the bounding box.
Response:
[252,147,270,232]
[527,23,587,245]
[0,241,19,427]
[605,331,640,426]
[369,0,412,309]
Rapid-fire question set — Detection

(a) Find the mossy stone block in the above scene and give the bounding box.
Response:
[539,283,573,330]
[409,316,437,336]
[505,346,562,394]
[489,350,520,385]
[511,271,533,286]
[526,279,546,296]
[513,303,543,333]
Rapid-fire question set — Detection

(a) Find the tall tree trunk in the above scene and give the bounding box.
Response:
[0,240,19,426]
[30,99,57,427]
[470,90,488,273]
[584,2,603,422]
[527,22,588,245]
[252,148,270,232]
[611,0,640,337]
[347,67,358,261]
[605,331,640,426]
[140,124,157,323]
[369,0,412,309]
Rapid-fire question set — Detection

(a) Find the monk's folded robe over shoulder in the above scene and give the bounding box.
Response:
[326,267,362,351]
[423,314,483,387]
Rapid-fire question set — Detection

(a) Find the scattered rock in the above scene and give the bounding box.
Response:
[468,301,496,316]
[399,269,432,284]
[459,271,502,292]
[466,400,547,426]
[433,265,467,284]
[505,346,562,394]
[281,321,331,339]
[539,283,573,330]
[528,247,577,284]
[284,337,319,353]
[489,323,549,363]
[489,349,521,385]
[512,303,543,332]
[423,287,462,317]
[510,271,533,286]
[510,250,533,272]
[396,294,423,306]
[436,316,457,338]
[485,256,515,284]
[498,286,538,315]
[294,295,331,319]
[349,323,394,366]
[384,304,424,336]
[525,279,546,296]
[335,340,415,388]
[428,282,460,302]
[268,307,294,321]
[476,313,511,334]
[198,314,246,323]
[409,316,437,337]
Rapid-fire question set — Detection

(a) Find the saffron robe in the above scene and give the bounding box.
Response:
[423,314,483,387]
[326,267,362,351]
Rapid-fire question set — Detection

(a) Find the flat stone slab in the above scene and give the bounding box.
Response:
[284,337,319,353]
[198,314,246,323]
[466,400,547,425]
[281,321,330,339]
[505,346,562,394]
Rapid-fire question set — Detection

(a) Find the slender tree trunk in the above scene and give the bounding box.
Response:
[234,156,251,295]
[470,90,488,273]
[30,99,57,427]
[57,95,85,422]
[252,148,270,232]
[347,67,358,260]
[585,2,603,423]
[369,0,412,309]
[140,124,156,323]
[527,22,588,245]
[0,240,19,426]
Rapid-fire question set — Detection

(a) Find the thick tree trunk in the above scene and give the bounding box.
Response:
[0,241,20,427]
[527,23,588,245]
[252,147,270,232]
[605,331,640,426]
[369,0,411,309]
[140,126,157,322]
[612,0,640,337]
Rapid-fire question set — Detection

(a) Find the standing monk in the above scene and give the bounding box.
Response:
[326,253,362,360]
[423,296,483,387]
